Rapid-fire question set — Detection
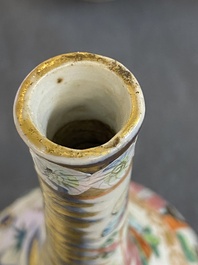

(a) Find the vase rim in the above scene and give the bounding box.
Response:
[14,52,145,166]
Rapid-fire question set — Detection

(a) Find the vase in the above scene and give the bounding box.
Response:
[0,52,197,265]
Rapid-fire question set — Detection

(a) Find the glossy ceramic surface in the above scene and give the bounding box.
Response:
[0,182,197,265]
[11,52,197,264]
[13,52,146,264]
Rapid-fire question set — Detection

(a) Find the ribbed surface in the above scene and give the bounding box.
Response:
[35,152,134,265]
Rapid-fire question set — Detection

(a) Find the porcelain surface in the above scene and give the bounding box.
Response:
[0,182,197,265]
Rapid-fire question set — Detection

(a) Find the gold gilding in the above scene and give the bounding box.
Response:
[15,52,142,160]
[35,162,132,264]
[28,238,40,265]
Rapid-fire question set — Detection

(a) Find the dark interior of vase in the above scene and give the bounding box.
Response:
[52,119,116,149]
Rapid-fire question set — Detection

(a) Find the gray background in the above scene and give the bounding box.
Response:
[0,0,198,232]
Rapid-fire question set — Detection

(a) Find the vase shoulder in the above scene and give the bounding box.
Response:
[0,182,197,265]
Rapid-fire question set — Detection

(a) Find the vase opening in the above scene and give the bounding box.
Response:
[52,119,116,149]
[28,60,132,150]
[14,53,145,165]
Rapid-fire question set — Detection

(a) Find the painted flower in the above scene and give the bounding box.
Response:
[45,168,79,189]
[104,159,128,186]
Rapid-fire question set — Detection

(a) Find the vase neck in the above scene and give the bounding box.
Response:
[31,143,135,265]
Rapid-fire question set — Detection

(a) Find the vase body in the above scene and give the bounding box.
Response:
[14,52,145,264]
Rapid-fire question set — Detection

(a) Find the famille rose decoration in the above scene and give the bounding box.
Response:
[0,52,197,265]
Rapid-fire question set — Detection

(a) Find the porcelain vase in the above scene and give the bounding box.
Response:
[4,52,197,265]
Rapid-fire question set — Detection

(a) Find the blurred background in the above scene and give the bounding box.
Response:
[0,0,198,232]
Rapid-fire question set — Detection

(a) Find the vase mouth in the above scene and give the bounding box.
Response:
[14,52,145,166]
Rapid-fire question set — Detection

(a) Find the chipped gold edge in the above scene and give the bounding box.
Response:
[13,52,145,165]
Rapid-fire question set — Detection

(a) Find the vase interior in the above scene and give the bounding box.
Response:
[28,61,132,149]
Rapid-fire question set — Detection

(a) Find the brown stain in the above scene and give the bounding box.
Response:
[112,137,120,147]
[108,60,132,84]
[57,78,63,83]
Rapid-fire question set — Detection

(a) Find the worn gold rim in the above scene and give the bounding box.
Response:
[14,52,145,163]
